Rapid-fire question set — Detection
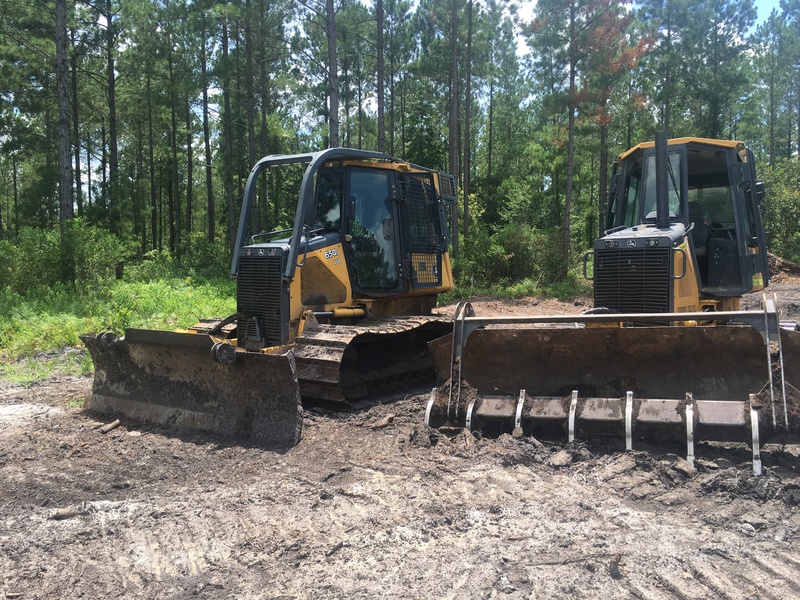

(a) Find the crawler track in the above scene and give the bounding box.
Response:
[294,316,452,403]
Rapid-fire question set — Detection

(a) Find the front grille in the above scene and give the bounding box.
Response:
[594,247,671,313]
[237,253,286,347]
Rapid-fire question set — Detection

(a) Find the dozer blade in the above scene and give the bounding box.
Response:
[80,329,302,448]
[427,302,800,473]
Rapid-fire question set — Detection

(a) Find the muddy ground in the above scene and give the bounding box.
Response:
[2,284,800,599]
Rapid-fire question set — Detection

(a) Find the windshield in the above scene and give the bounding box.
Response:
[642,150,683,220]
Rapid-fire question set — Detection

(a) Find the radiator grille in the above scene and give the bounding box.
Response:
[237,254,285,346]
[594,247,671,313]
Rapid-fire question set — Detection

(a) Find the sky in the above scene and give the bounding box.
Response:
[514,0,784,28]
[513,0,785,55]
[753,0,782,22]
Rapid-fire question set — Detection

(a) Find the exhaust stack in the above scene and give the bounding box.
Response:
[655,130,670,229]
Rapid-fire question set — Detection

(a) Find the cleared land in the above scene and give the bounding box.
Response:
[2,285,799,599]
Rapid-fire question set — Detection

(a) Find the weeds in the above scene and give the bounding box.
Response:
[0,275,235,383]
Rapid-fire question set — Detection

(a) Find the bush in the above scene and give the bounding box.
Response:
[0,220,125,295]
[126,234,231,282]
[125,248,181,281]
[456,222,565,291]
[62,219,126,291]
[180,231,231,277]
[761,159,800,263]
[0,227,62,293]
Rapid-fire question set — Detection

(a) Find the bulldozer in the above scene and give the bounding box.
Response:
[81,148,457,447]
[426,133,800,473]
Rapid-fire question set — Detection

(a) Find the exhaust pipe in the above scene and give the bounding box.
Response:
[655,130,670,229]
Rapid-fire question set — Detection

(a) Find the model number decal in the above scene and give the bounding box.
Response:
[324,249,339,259]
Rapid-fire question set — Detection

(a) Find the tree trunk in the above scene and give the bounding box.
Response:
[376,0,385,152]
[599,105,608,239]
[134,124,144,254]
[260,16,270,232]
[223,19,236,253]
[357,73,363,149]
[343,49,351,147]
[185,93,193,234]
[327,0,340,147]
[147,73,157,251]
[200,17,215,242]
[70,28,82,217]
[13,153,19,235]
[563,1,577,280]
[448,0,459,257]
[245,0,256,167]
[168,38,179,255]
[462,0,472,239]
[87,132,93,210]
[388,9,395,155]
[663,16,672,134]
[487,77,493,199]
[105,0,119,230]
[56,0,73,234]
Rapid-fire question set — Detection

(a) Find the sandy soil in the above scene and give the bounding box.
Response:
[2,284,800,599]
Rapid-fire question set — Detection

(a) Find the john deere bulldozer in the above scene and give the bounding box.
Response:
[81,149,457,447]
[427,133,799,473]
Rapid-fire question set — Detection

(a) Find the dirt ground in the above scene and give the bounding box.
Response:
[3,283,800,599]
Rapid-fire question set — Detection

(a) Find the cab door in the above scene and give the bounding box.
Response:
[740,148,770,288]
[344,167,404,294]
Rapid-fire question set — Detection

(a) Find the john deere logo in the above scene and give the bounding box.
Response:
[627,240,636,247]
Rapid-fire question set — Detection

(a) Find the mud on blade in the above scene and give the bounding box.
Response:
[81,329,302,448]
[428,313,800,446]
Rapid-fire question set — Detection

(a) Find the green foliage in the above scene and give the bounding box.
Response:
[126,233,231,282]
[455,222,566,294]
[62,219,127,290]
[0,271,236,384]
[125,249,182,281]
[179,231,232,277]
[543,275,592,300]
[0,227,62,293]
[761,159,800,263]
[0,221,125,295]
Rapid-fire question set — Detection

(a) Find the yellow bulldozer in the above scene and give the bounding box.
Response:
[81,149,457,447]
[426,133,800,473]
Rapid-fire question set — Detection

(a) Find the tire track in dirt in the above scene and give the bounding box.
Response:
[2,371,799,598]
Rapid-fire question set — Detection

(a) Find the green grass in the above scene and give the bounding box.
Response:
[3,263,590,385]
[440,271,592,305]
[0,275,235,385]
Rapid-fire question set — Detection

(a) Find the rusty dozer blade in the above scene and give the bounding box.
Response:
[427,297,800,474]
[80,329,302,448]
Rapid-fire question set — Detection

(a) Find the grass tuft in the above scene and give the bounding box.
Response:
[1,274,235,384]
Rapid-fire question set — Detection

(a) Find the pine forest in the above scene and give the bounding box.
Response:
[2,0,800,293]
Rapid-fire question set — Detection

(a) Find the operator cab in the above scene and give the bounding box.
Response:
[311,163,452,298]
[607,138,769,298]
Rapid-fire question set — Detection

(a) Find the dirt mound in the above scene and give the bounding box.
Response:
[770,253,800,284]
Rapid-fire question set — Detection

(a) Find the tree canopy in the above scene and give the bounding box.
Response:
[1,0,799,287]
